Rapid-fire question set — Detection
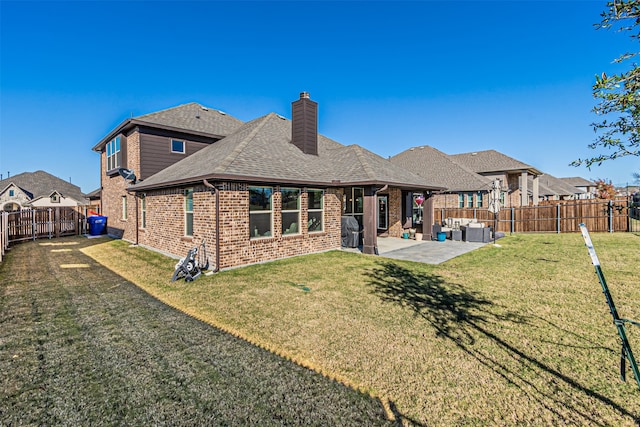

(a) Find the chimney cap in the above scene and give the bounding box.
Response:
[300,91,310,99]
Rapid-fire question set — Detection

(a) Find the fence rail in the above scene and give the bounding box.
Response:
[1,208,87,262]
[437,198,635,234]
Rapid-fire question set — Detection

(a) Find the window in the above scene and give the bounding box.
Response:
[106,136,121,171]
[476,191,483,208]
[51,193,60,203]
[184,188,193,236]
[458,194,464,208]
[412,193,425,224]
[308,189,324,232]
[467,193,473,208]
[122,195,127,220]
[343,187,363,230]
[171,139,185,154]
[377,195,388,230]
[9,189,14,197]
[141,196,147,228]
[249,186,272,238]
[281,188,300,235]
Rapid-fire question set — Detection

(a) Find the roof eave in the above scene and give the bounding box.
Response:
[130,174,445,192]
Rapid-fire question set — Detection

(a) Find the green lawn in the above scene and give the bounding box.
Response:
[4,232,640,425]
[0,238,392,426]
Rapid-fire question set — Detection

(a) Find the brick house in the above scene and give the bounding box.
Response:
[0,170,89,212]
[390,145,493,214]
[93,93,442,270]
[449,150,542,207]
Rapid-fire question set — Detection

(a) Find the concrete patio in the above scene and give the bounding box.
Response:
[344,236,489,264]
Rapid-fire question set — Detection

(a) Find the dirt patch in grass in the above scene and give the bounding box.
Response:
[77,233,640,426]
[0,237,392,426]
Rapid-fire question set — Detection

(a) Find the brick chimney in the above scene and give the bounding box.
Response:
[291,92,318,155]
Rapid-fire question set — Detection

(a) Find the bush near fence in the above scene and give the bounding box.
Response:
[437,198,635,234]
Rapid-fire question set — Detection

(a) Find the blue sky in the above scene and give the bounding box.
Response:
[1,0,638,193]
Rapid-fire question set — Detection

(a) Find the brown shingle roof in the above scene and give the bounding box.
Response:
[390,146,492,192]
[559,177,594,187]
[450,149,542,175]
[132,113,443,191]
[0,171,88,204]
[93,103,244,151]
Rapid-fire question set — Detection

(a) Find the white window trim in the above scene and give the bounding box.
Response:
[107,136,121,171]
[171,139,185,154]
[184,188,193,237]
[122,195,127,220]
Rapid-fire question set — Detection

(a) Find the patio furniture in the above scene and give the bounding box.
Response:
[461,225,491,243]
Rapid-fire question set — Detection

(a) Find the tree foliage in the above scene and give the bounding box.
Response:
[572,1,640,168]
[594,178,617,199]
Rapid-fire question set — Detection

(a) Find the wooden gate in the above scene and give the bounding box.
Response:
[1,208,86,246]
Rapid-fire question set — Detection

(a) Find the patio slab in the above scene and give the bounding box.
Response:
[349,237,489,264]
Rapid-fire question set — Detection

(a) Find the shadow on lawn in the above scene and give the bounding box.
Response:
[366,260,637,426]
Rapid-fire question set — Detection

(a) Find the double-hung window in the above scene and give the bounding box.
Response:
[308,189,324,233]
[281,188,300,235]
[467,193,473,208]
[476,191,483,208]
[106,136,121,171]
[458,194,464,208]
[184,188,193,236]
[249,186,272,238]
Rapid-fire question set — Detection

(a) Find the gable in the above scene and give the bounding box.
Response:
[0,183,32,205]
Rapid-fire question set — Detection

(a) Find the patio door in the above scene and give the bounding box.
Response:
[377,195,388,230]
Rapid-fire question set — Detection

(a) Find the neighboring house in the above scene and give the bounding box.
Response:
[390,145,493,213]
[86,188,102,214]
[559,177,595,198]
[0,171,89,212]
[534,174,587,201]
[93,93,443,270]
[449,150,542,207]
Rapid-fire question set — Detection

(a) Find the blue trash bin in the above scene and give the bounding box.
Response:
[88,216,107,236]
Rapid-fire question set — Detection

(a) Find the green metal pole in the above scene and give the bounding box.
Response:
[580,223,640,391]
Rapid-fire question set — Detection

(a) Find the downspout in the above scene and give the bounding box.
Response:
[203,179,221,272]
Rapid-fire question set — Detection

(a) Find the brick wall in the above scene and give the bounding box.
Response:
[387,188,403,238]
[100,131,140,240]
[137,184,342,270]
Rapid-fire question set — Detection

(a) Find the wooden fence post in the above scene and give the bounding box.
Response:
[54,208,60,238]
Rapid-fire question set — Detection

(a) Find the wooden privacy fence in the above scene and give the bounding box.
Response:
[438,199,635,234]
[0,208,87,262]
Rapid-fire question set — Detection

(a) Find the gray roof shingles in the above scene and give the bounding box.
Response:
[133,113,443,191]
[450,149,541,174]
[0,171,88,204]
[390,146,493,192]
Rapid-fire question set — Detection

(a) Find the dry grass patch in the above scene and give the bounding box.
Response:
[81,233,640,426]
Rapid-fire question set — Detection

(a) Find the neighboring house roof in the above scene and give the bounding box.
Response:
[86,188,101,199]
[559,177,594,188]
[534,174,586,197]
[92,103,244,151]
[133,113,444,191]
[390,145,493,192]
[0,170,89,205]
[450,149,542,175]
